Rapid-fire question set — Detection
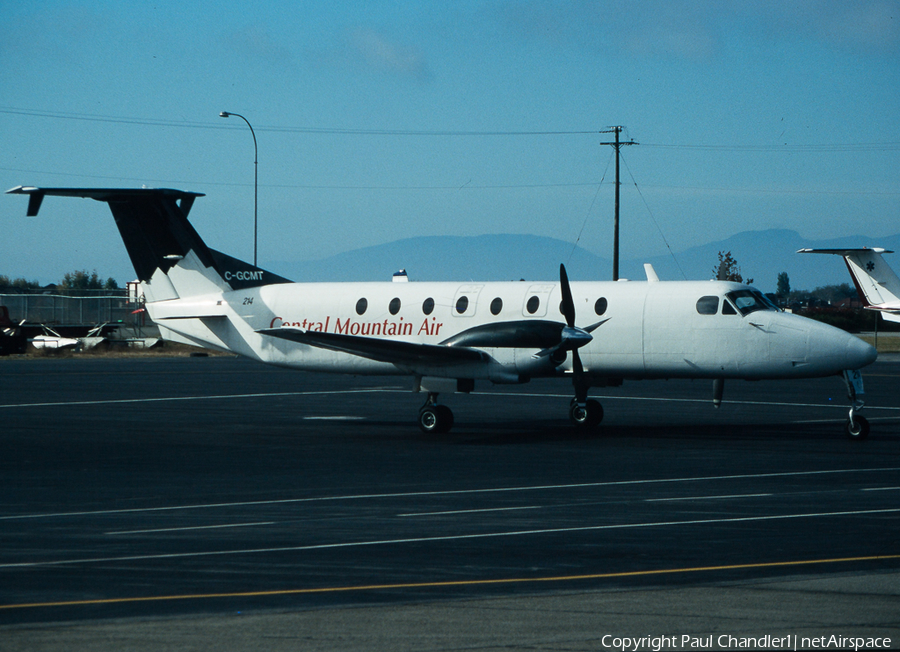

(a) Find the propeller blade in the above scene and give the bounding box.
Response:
[572,349,588,403]
[559,264,576,328]
[583,318,610,334]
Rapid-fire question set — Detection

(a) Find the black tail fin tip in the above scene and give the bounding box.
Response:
[7,186,290,289]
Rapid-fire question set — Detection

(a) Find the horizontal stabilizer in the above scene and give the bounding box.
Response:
[7,186,291,294]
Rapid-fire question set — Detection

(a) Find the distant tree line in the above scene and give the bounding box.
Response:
[0,270,119,292]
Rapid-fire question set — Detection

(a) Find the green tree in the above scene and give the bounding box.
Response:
[714,251,753,285]
[776,272,790,298]
[811,283,857,305]
[0,275,40,290]
[60,270,104,291]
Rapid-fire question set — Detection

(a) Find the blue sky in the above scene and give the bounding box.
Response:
[2,0,898,286]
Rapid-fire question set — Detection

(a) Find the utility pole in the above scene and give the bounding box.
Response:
[599,126,637,281]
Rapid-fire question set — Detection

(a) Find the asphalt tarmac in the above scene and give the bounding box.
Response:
[1,353,898,650]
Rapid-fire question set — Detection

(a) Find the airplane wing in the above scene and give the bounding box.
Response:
[258,328,488,365]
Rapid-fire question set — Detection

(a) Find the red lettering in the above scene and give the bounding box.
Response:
[270,316,283,328]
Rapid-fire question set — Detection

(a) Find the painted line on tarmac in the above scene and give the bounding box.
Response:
[2,467,898,521]
[106,522,276,536]
[1,553,898,611]
[480,391,900,412]
[1,507,898,570]
[0,388,390,409]
[4,387,899,413]
[398,506,541,517]
[646,493,772,502]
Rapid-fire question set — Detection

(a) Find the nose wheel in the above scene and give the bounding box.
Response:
[845,413,870,440]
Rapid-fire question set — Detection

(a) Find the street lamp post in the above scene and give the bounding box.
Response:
[219,111,258,267]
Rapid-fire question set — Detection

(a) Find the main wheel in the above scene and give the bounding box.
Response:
[845,415,870,441]
[418,405,454,434]
[585,399,603,426]
[569,399,603,428]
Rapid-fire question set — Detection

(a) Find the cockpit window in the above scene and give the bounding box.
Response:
[725,289,776,316]
[696,296,719,315]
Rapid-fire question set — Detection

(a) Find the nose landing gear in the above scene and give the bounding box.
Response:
[843,369,869,441]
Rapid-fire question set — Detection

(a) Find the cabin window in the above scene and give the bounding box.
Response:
[456,296,469,314]
[356,298,368,315]
[422,298,435,315]
[722,300,737,315]
[490,297,503,315]
[526,296,540,314]
[389,298,401,315]
[696,296,719,315]
[595,297,608,316]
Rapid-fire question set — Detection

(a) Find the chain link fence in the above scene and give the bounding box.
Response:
[0,290,139,325]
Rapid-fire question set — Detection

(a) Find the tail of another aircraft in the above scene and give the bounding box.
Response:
[7,187,290,302]
[799,247,900,323]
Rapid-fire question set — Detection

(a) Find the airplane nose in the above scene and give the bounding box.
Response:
[845,333,878,369]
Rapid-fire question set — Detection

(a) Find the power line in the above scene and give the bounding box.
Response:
[0,107,595,136]
[4,107,898,149]
[641,142,900,152]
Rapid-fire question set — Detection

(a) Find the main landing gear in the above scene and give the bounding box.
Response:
[569,397,603,428]
[417,392,605,434]
[843,369,870,441]
[418,393,454,434]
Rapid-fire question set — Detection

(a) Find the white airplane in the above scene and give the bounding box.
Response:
[798,247,900,323]
[8,186,878,439]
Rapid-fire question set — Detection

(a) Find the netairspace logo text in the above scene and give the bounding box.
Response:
[600,634,893,651]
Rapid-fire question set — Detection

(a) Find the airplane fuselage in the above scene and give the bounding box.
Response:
[150,278,874,384]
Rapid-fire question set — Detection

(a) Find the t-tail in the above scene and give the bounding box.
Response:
[6,187,290,302]
[799,247,900,323]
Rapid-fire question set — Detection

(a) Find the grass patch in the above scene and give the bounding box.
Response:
[857,335,900,354]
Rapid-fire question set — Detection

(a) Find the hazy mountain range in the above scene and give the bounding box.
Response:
[271,229,900,294]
